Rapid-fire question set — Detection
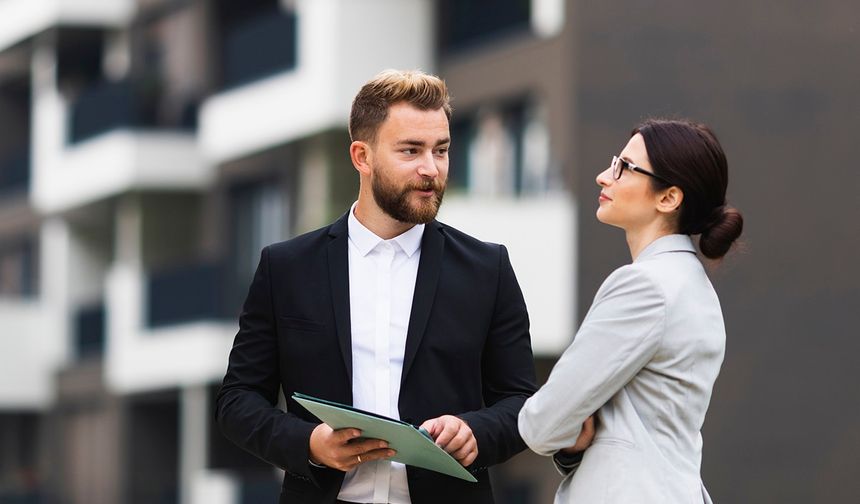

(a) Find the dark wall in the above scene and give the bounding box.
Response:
[572,1,860,502]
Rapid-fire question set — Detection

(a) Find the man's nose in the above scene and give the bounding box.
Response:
[417,152,440,177]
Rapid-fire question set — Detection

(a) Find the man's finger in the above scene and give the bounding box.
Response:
[435,420,460,447]
[420,418,439,437]
[346,438,389,456]
[444,425,471,454]
[333,428,362,444]
[357,447,396,464]
[450,440,475,461]
[461,448,478,467]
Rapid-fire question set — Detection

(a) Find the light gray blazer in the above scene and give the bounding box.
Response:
[518,235,724,504]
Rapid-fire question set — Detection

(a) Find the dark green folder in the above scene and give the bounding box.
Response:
[293,393,477,482]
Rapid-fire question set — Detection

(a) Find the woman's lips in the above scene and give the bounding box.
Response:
[599,192,612,202]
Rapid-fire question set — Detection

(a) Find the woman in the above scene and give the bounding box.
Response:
[518,119,743,503]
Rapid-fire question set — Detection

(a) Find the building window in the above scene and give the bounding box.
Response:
[74,301,105,358]
[147,262,228,328]
[228,180,288,314]
[0,239,37,298]
[215,0,298,89]
[438,0,531,54]
[449,97,552,197]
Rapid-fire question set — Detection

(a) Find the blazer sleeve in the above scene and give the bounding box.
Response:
[517,264,665,457]
[215,246,320,482]
[458,245,537,471]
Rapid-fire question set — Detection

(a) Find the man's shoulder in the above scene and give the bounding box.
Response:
[266,219,341,260]
[435,220,504,259]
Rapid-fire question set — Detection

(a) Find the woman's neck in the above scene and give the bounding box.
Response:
[625,221,675,261]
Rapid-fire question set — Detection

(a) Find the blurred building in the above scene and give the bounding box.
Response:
[1,0,858,503]
[0,0,571,502]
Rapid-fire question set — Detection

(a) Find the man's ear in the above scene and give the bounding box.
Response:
[656,186,684,215]
[350,141,373,176]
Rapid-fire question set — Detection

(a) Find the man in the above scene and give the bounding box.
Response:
[216,69,536,504]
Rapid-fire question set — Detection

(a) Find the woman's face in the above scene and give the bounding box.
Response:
[595,133,663,232]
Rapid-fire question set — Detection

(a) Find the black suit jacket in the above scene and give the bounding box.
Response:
[216,212,537,503]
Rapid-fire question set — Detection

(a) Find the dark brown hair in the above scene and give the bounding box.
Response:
[349,69,452,144]
[634,119,743,259]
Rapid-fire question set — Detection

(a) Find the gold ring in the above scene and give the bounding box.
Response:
[357,455,362,463]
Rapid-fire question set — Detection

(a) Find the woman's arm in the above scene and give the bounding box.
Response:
[517,265,666,456]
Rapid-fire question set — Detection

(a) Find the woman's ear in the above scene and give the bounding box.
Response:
[350,141,373,176]
[656,186,684,215]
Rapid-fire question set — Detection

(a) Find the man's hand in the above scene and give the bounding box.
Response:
[560,416,596,454]
[308,423,395,472]
[420,415,478,467]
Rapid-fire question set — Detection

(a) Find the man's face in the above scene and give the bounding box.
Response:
[369,102,450,224]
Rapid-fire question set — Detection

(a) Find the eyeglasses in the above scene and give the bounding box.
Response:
[611,155,673,185]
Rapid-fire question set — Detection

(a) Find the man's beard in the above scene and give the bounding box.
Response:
[371,168,446,224]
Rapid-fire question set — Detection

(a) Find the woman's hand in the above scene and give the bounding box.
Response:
[561,416,596,454]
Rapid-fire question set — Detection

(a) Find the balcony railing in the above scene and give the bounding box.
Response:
[438,0,531,54]
[75,302,106,359]
[68,78,196,144]
[220,7,297,90]
[0,146,30,194]
[146,262,233,328]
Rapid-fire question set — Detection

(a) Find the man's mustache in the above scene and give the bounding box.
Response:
[406,179,445,192]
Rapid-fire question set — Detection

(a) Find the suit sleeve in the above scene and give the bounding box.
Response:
[215,246,319,481]
[458,245,537,471]
[517,265,665,457]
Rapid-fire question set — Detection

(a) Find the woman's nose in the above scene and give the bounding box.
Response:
[596,166,613,187]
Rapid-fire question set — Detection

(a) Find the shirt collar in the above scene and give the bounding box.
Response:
[635,234,696,262]
[347,202,425,258]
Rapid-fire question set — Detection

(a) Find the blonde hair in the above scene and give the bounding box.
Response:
[349,69,452,143]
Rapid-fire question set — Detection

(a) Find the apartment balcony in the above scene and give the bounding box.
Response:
[147,261,233,329]
[74,301,105,359]
[0,0,134,52]
[0,147,30,196]
[32,78,208,214]
[0,299,59,408]
[437,193,577,355]
[68,78,197,144]
[105,263,237,394]
[219,6,298,91]
[199,0,433,163]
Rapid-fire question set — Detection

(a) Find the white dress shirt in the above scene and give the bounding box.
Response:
[338,203,424,504]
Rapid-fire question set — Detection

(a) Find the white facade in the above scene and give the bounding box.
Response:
[0,299,53,408]
[438,194,577,355]
[0,0,135,53]
[199,0,433,163]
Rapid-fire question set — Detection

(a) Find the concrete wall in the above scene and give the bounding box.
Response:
[572,1,860,501]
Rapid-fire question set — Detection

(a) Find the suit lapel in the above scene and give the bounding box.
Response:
[327,213,352,382]
[401,221,445,385]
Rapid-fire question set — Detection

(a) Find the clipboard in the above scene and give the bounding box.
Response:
[293,393,477,482]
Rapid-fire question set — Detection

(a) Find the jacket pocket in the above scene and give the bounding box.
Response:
[278,316,326,332]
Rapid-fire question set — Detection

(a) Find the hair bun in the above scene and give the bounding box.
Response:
[699,206,743,259]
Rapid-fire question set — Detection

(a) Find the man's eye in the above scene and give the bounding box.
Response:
[436,148,449,155]
[402,148,417,155]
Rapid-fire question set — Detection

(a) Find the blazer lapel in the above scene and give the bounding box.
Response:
[401,221,445,384]
[327,213,352,382]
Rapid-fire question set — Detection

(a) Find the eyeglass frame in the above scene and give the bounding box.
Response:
[611,155,674,186]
